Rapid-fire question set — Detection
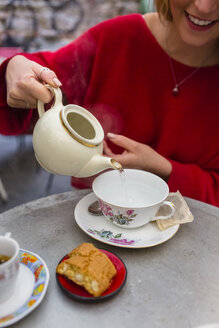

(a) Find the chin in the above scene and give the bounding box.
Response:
[180,30,218,49]
[177,21,218,48]
[181,35,210,47]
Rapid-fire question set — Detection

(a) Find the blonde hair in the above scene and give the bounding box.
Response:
[154,0,173,21]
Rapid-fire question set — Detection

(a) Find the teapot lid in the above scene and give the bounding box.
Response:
[61,105,104,147]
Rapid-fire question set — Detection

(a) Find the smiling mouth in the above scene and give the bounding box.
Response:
[185,11,218,27]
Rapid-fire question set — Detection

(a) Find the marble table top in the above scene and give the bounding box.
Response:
[0,190,218,328]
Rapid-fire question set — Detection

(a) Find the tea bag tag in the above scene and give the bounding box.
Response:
[156,191,194,230]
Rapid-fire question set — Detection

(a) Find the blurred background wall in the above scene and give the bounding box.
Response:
[0,0,140,52]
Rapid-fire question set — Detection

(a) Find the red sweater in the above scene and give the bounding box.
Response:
[0,14,219,206]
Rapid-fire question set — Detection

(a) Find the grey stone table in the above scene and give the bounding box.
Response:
[0,190,219,328]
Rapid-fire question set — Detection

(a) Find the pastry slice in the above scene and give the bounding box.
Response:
[56,243,117,297]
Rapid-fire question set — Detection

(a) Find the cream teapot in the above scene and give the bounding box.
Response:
[32,85,122,177]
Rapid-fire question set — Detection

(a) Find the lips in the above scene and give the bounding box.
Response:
[185,11,218,31]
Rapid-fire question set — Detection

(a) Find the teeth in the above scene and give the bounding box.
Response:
[188,14,213,26]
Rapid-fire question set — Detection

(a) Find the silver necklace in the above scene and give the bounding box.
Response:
[168,56,201,95]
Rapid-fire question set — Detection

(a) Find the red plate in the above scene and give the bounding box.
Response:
[56,249,127,302]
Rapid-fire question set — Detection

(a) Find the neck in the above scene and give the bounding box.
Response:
[145,13,219,67]
[165,22,219,67]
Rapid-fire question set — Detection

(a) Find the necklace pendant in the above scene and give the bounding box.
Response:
[172,86,179,95]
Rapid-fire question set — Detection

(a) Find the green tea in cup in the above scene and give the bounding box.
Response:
[0,254,11,264]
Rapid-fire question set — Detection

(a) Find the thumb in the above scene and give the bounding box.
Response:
[107,133,136,152]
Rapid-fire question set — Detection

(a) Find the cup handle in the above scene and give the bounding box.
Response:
[37,84,63,118]
[152,201,175,221]
[4,232,11,238]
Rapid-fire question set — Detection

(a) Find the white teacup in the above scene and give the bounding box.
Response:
[0,233,20,303]
[92,169,175,229]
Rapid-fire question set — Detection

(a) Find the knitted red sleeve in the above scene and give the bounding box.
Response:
[168,160,219,206]
[0,57,35,135]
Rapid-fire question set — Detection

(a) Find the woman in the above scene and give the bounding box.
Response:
[0,0,218,205]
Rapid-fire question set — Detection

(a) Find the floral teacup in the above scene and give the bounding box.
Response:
[92,169,175,229]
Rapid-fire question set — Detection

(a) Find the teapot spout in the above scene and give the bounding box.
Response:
[75,154,122,177]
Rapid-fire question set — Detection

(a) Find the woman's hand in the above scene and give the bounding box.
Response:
[6,55,62,109]
[104,133,172,180]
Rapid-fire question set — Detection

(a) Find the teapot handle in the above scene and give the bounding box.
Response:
[37,84,63,118]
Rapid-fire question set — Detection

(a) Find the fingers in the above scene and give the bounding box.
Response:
[34,66,62,87]
[103,140,133,167]
[29,66,62,105]
[103,140,115,157]
[28,76,56,104]
[6,55,62,109]
[29,66,62,104]
[7,76,54,108]
[7,97,36,109]
[107,133,137,152]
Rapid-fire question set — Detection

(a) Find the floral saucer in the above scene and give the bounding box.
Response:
[0,249,49,327]
[74,192,180,249]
